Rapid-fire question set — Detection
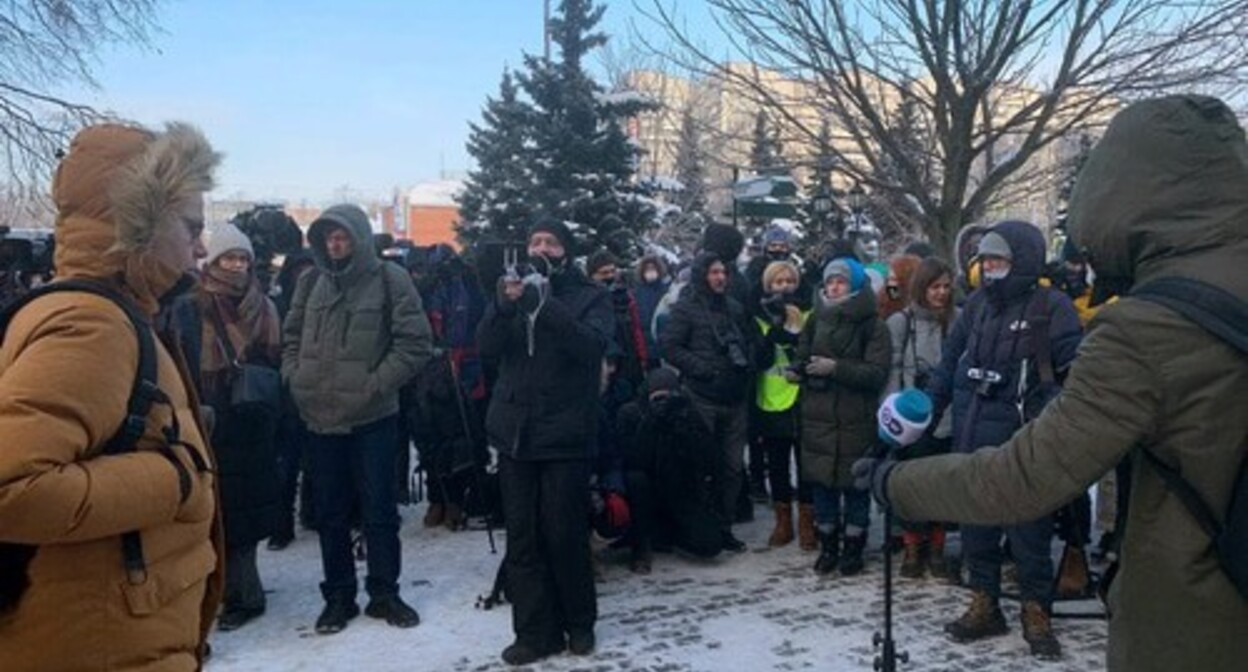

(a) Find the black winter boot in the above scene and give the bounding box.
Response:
[814,529,840,575]
[315,599,360,635]
[839,533,866,576]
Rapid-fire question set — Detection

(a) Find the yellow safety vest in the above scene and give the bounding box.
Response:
[755,313,807,412]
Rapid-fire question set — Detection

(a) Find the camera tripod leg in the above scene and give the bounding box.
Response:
[873,507,909,672]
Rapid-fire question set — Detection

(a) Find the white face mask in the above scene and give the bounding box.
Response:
[643,270,660,283]
[983,267,1010,284]
[1086,264,1097,287]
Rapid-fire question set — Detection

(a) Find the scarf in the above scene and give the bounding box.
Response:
[198,265,282,402]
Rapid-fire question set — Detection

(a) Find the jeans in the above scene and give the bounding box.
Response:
[306,415,402,602]
[963,515,1055,604]
[811,484,870,535]
[499,455,596,646]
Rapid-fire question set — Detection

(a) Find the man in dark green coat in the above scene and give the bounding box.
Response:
[867,96,1248,670]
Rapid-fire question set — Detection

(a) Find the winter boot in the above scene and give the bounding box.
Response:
[839,533,867,576]
[423,503,445,528]
[768,502,795,547]
[568,629,596,656]
[1021,601,1062,660]
[797,504,818,551]
[501,638,564,666]
[443,503,466,531]
[813,529,840,575]
[315,598,360,635]
[1055,544,1091,599]
[365,594,421,629]
[720,530,747,553]
[944,591,1009,643]
[899,539,926,579]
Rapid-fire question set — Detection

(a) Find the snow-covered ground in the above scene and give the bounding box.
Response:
[206,503,1108,672]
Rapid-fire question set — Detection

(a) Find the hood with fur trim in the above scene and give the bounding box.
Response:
[52,122,220,315]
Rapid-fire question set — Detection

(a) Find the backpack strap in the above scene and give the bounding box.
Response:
[0,279,165,584]
[1131,277,1248,554]
[1133,277,1248,355]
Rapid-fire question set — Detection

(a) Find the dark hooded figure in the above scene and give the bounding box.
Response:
[477,218,614,667]
[660,251,765,553]
[873,95,1248,672]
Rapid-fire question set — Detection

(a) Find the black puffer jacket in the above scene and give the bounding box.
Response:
[659,253,764,405]
[925,220,1083,452]
[478,264,613,461]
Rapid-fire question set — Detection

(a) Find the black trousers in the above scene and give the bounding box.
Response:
[625,469,722,559]
[761,436,811,504]
[499,455,596,647]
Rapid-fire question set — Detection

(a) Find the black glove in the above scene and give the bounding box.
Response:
[851,455,897,508]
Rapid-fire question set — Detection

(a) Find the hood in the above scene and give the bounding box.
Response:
[52,122,220,315]
[635,255,669,285]
[690,251,725,300]
[307,204,380,282]
[981,220,1046,302]
[1069,95,1248,291]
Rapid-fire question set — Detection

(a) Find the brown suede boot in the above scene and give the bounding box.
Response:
[797,504,818,551]
[899,540,926,579]
[1021,601,1062,660]
[944,591,1009,643]
[768,502,795,547]
[423,503,445,528]
[1055,544,1091,599]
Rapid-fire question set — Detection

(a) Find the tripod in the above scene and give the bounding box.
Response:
[873,504,908,671]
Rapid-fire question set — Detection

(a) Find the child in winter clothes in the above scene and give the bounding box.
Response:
[792,258,891,576]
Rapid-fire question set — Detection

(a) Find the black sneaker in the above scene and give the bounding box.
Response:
[315,600,360,635]
[365,594,421,628]
[720,531,747,553]
[568,629,595,656]
[501,639,564,666]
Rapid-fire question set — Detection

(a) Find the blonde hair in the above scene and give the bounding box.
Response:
[761,260,800,293]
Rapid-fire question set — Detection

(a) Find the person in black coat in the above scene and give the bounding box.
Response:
[618,367,722,572]
[659,251,766,553]
[477,219,614,667]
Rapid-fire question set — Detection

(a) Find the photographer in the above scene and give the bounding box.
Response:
[905,221,1082,659]
[884,256,958,579]
[477,219,613,666]
[660,251,763,553]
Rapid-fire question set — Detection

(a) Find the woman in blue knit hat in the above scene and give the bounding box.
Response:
[790,257,891,575]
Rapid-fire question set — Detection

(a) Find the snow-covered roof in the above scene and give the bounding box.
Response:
[596,90,655,106]
[406,180,464,207]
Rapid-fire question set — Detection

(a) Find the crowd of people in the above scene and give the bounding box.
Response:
[0,93,1245,672]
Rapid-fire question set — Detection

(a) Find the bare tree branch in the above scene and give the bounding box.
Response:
[636,0,1248,256]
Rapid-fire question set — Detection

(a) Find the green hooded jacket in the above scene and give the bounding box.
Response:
[282,204,432,435]
[887,95,1248,671]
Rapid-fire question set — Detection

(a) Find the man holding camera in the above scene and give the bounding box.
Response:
[477,219,614,667]
[660,251,763,553]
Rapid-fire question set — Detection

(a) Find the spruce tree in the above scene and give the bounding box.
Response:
[518,0,655,259]
[674,106,708,214]
[749,111,787,177]
[456,70,536,247]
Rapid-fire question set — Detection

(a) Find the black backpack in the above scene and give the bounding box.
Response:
[1132,277,1248,601]
[0,279,172,615]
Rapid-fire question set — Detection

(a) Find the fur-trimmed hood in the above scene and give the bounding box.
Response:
[52,122,221,314]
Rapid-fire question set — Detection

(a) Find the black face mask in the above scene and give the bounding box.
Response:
[766,249,789,261]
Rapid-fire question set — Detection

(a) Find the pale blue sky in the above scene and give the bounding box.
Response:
[60,0,687,204]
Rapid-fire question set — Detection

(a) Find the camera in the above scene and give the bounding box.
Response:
[967,367,1004,397]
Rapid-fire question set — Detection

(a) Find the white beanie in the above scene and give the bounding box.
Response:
[203,222,254,268]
